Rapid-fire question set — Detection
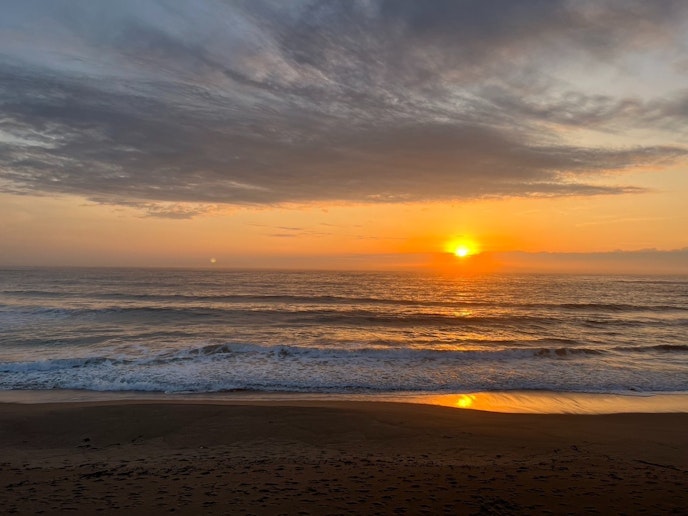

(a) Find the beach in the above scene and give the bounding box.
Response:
[1,400,686,514]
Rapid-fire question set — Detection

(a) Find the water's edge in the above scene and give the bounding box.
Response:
[0,389,686,414]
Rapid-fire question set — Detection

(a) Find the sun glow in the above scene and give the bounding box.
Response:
[445,238,480,259]
[432,237,498,273]
[454,246,470,258]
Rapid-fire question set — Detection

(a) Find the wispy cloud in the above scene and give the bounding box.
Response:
[1,0,686,215]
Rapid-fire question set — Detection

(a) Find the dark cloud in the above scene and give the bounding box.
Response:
[0,0,686,214]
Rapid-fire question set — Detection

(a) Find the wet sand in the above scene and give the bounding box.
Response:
[0,400,686,514]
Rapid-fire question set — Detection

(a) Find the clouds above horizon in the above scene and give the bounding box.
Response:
[1,0,687,214]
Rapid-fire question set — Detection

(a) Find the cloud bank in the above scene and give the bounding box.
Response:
[500,247,688,274]
[1,0,687,213]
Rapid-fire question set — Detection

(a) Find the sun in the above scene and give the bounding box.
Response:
[446,238,479,259]
[436,237,497,273]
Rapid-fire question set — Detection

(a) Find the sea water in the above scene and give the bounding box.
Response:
[0,268,686,395]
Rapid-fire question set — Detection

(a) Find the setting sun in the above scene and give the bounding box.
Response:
[445,238,480,260]
[454,246,471,258]
[431,237,499,273]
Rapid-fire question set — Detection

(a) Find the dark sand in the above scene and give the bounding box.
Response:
[0,400,686,514]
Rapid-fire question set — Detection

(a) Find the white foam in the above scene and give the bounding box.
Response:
[0,340,684,394]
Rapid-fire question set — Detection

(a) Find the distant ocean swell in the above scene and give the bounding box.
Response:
[5,289,688,313]
[3,305,686,329]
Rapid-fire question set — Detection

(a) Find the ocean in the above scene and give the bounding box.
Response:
[0,268,686,395]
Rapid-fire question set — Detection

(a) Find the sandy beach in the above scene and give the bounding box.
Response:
[0,400,686,514]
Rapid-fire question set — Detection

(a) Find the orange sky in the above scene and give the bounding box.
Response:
[2,169,687,273]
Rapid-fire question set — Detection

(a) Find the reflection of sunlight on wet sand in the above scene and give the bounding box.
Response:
[0,390,683,415]
[412,391,688,414]
[455,394,475,408]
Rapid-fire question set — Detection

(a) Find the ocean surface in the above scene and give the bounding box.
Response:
[0,268,686,395]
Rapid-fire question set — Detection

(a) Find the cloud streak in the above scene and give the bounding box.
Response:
[1,0,686,213]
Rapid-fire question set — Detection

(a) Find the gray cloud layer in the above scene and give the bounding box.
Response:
[1,0,687,213]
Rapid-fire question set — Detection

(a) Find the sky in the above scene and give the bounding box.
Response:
[1,0,687,272]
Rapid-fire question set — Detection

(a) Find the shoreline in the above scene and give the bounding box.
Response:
[0,399,686,514]
[0,388,686,414]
